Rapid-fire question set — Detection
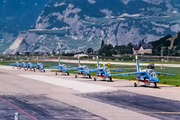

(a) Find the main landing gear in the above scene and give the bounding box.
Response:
[94,77,113,82]
[89,75,91,79]
[134,83,137,87]
[108,77,113,82]
[134,81,139,87]
[75,75,77,78]
[153,83,157,88]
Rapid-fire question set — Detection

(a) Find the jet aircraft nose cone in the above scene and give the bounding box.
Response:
[152,77,159,82]
[106,73,111,77]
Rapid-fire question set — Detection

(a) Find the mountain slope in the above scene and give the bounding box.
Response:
[0,0,50,53]
[4,0,180,54]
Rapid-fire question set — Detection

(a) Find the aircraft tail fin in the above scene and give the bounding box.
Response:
[37,57,39,64]
[78,56,80,67]
[136,55,141,72]
[97,56,100,68]
[59,57,61,66]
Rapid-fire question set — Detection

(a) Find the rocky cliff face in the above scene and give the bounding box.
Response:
[4,0,180,54]
[0,0,50,53]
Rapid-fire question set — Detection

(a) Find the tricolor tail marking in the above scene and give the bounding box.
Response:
[97,56,100,68]
[136,56,140,72]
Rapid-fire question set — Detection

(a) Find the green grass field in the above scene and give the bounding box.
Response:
[1,60,180,86]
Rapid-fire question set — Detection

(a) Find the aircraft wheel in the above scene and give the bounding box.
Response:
[153,83,157,88]
[12,67,14,69]
[24,68,27,71]
[44,70,45,72]
[94,78,96,81]
[134,83,137,87]
[55,72,57,75]
[34,69,36,72]
[75,75,77,78]
[19,67,21,70]
[89,75,91,79]
[109,77,113,82]
[67,72,69,76]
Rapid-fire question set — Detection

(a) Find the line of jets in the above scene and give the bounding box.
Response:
[9,57,47,72]
[9,56,176,88]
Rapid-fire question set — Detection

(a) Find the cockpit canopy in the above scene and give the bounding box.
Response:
[146,69,156,77]
[62,64,67,69]
[104,67,110,73]
[83,65,88,70]
[39,64,43,68]
[28,63,32,66]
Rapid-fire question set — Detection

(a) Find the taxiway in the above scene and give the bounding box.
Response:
[0,65,180,120]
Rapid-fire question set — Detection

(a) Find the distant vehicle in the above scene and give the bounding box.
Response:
[46,57,70,75]
[112,56,176,87]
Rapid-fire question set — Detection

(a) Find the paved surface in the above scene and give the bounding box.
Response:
[80,91,180,120]
[44,59,180,67]
[0,65,180,120]
[0,95,105,120]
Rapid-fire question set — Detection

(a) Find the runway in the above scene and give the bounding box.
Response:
[0,65,180,120]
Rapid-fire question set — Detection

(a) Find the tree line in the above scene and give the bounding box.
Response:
[87,40,133,56]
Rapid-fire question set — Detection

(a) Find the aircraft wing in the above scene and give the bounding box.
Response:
[67,67,80,70]
[74,68,102,72]
[155,72,176,76]
[74,70,86,72]
[89,68,102,72]
[112,71,147,76]
[32,64,37,67]
[5,63,15,65]
[45,66,59,69]
[109,69,127,72]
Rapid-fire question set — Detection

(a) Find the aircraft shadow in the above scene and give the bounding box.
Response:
[114,85,161,89]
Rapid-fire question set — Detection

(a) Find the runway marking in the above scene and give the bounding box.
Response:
[19,75,116,93]
[0,97,37,120]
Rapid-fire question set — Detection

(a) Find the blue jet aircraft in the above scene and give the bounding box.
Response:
[9,57,21,69]
[91,56,127,82]
[73,57,93,78]
[8,57,27,70]
[25,57,36,71]
[76,56,126,81]
[46,57,70,75]
[11,58,27,70]
[19,58,30,70]
[34,57,46,72]
[112,56,176,87]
